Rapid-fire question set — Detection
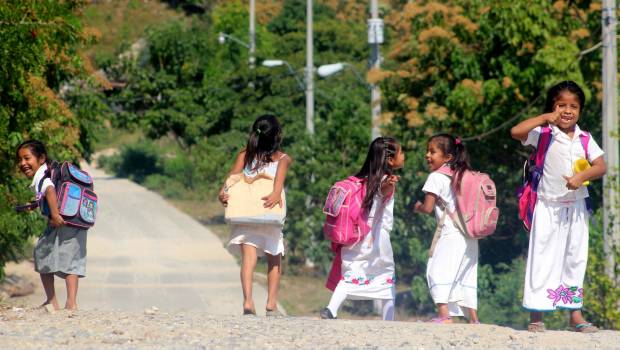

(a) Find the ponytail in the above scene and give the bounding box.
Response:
[356,137,399,210]
[243,114,283,170]
[429,134,471,193]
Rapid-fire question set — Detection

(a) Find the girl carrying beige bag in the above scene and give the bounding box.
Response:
[218,114,292,316]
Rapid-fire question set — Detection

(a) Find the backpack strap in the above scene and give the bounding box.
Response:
[535,126,553,168]
[428,209,447,258]
[530,126,552,193]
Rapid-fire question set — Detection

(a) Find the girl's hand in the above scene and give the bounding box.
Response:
[262,191,282,209]
[381,175,400,197]
[413,201,423,213]
[49,213,65,227]
[542,110,560,125]
[563,174,584,190]
[218,188,229,207]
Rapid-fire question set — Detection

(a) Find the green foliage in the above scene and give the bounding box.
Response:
[584,209,620,330]
[0,1,95,279]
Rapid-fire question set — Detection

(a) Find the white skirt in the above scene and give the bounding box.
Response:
[523,198,589,311]
[227,224,285,257]
[426,227,478,316]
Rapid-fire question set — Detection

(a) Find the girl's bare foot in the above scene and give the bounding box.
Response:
[39,300,60,311]
[242,301,255,315]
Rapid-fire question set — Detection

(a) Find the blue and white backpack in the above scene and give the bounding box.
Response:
[38,161,98,229]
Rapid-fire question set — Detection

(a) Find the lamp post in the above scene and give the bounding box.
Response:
[602,0,619,282]
[305,0,315,135]
[368,0,384,140]
[217,1,255,68]
[249,0,256,69]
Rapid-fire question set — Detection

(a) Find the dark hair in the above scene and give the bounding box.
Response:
[244,114,283,171]
[544,80,586,113]
[15,140,49,164]
[428,134,470,192]
[356,137,400,210]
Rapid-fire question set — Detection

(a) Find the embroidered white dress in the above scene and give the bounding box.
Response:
[423,172,478,316]
[227,156,286,257]
[332,194,396,300]
[521,125,604,311]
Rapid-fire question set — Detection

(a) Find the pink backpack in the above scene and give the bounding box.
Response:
[436,166,499,239]
[322,176,371,245]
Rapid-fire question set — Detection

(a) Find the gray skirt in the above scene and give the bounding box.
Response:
[34,225,87,278]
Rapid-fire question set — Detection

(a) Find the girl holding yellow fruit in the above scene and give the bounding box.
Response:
[511,81,606,333]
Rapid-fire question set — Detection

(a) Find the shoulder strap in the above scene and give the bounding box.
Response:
[579,132,590,160]
[428,210,446,258]
[37,167,52,194]
[535,126,553,167]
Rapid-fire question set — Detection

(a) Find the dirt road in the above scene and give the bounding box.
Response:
[12,163,269,315]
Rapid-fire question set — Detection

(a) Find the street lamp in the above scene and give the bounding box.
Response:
[218,32,250,48]
[218,32,256,67]
[262,60,306,93]
[317,62,370,89]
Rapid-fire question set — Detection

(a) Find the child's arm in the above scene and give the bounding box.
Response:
[414,193,437,215]
[262,154,293,209]
[563,156,607,190]
[510,110,560,142]
[45,186,65,227]
[218,151,246,206]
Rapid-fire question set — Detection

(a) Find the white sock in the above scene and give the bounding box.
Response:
[326,288,348,317]
[382,299,395,321]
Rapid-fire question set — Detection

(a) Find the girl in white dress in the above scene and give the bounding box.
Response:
[218,115,292,316]
[414,134,479,324]
[321,137,404,320]
[511,81,605,333]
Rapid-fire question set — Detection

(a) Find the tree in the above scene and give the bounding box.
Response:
[0,0,97,279]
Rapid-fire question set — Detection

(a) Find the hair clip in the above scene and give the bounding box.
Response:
[455,138,462,145]
[256,128,262,135]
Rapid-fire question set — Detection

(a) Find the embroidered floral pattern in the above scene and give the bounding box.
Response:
[546,285,583,306]
[341,272,395,286]
[383,277,396,285]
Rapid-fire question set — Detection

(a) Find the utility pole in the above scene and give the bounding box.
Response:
[602,0,619,281]
[249,0,256,70]
[369,0,383,140]
[306,0,315,135]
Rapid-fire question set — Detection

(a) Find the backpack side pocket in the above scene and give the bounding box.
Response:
[79,189,98,225]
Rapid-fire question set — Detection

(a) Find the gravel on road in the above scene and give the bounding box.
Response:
[1,306,618,349]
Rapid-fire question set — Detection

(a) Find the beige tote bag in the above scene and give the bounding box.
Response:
[224,173,286,226]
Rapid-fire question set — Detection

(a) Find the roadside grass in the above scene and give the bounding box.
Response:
[94,124,143,152]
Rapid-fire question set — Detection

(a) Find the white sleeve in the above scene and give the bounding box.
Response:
[39,178,55,197]
[422,172,444,197]
[586,135,605,163]
[522,126,541,147]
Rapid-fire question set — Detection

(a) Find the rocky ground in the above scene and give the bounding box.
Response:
[1,304,619,350]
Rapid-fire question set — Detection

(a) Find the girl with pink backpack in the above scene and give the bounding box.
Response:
[511,81,606,333]
[321,137,404,320]
[414,134,481,324]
